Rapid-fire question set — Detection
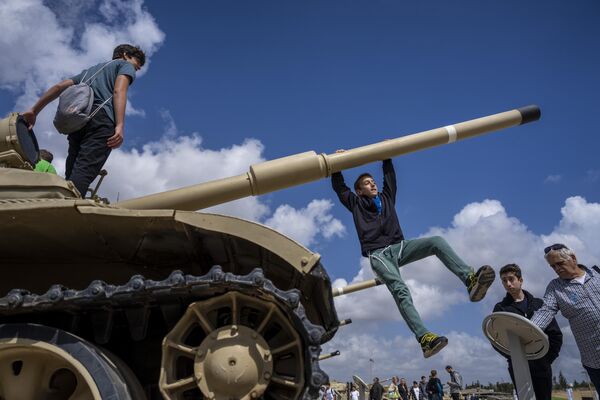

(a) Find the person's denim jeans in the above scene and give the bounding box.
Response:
[369,236,473,340]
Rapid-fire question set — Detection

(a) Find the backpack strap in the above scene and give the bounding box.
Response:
[79,68,90,84]
[88,96,114,120]
[84,59,118,85]
[85,59,119,119]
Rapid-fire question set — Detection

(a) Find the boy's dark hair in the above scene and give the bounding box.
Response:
[500,263,522,279]
[112,44,146,66]
[354,173,374,191]
[39,149,53,163]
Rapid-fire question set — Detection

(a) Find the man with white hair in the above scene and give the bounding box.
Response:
[531,243,600,396]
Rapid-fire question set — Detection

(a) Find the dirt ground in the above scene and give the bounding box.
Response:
[552,389,597,400]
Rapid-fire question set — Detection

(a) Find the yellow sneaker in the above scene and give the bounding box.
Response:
[419,332,448,358]
[467,265,495,302]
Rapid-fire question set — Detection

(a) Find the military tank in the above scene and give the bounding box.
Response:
[0,105,540,400]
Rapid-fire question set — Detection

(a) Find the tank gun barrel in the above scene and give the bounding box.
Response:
[116,105,540,211]
[318,350,341,361]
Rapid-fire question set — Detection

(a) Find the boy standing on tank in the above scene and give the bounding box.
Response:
[331,154,495,358]
[21,44,145,197]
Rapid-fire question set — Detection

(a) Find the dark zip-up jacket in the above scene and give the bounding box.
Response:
[369,382,384,400]
[331,159,404,256]
[493,289,563,377]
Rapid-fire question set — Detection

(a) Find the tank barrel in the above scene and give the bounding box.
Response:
[318,350,341,361]
[116,105,540,211]
[333,279,383,297]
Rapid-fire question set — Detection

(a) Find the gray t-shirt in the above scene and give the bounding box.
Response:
[70,59,136,124]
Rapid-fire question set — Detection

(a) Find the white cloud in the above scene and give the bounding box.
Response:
[159,108,177,138]
[328,197,600,383]
[126,100,146,117]
[322,328,508,385]
[264,199,346,247]
[544,174,562,184]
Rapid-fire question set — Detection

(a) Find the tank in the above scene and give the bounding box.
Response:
[0,106,540,400]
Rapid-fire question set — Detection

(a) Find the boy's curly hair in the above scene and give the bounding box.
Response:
[112,44,146,66]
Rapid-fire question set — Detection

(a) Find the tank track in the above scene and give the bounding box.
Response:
[0,266,328,399]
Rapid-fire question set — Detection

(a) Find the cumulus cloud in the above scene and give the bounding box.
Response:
[264,199,346,247]
[126,100,146,117]
[322,328,507,385]
[329,197,600,383]
[0,0,164,157]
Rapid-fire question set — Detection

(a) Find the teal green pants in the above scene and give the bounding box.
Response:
[368,236,473,340]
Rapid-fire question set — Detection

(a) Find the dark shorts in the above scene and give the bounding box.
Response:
[65,108,114,197]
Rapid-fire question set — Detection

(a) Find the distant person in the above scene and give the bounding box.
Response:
[426,370,443,400]
[445,365,463,400]
[331,155,495,357]
[410,381,421,400]
[531,244,600,396]
[22,44,145,197]
[493,263,563,400]
[387,377,400,399]
[351,386,360,400]
[370,377,384,400]
[34,149,57,174]
[566,383,574,400]
[398,378,409,400]
[418,376,428,400]
[324,383,336,400]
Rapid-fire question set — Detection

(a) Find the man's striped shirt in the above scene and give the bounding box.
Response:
[531,265,600,368]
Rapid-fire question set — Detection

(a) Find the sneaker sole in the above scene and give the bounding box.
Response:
[423,337,448,359]
[469,265,495,302]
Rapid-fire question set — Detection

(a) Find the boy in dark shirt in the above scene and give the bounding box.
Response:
[331,156,495,358]
[493,263,562,400]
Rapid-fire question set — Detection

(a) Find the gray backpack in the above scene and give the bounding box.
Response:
[53,60,116,134]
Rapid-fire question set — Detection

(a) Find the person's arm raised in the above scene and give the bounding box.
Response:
[331,149,357,211]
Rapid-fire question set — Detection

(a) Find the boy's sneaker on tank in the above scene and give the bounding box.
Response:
[467,265,495,302]
[419,332,448,358]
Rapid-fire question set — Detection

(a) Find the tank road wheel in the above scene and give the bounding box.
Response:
[0,324,131,400]
[160,291,305,400]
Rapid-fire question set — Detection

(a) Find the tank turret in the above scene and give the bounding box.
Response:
[0,105,540,400]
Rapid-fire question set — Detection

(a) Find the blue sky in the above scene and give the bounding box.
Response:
[1,0,599,386]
